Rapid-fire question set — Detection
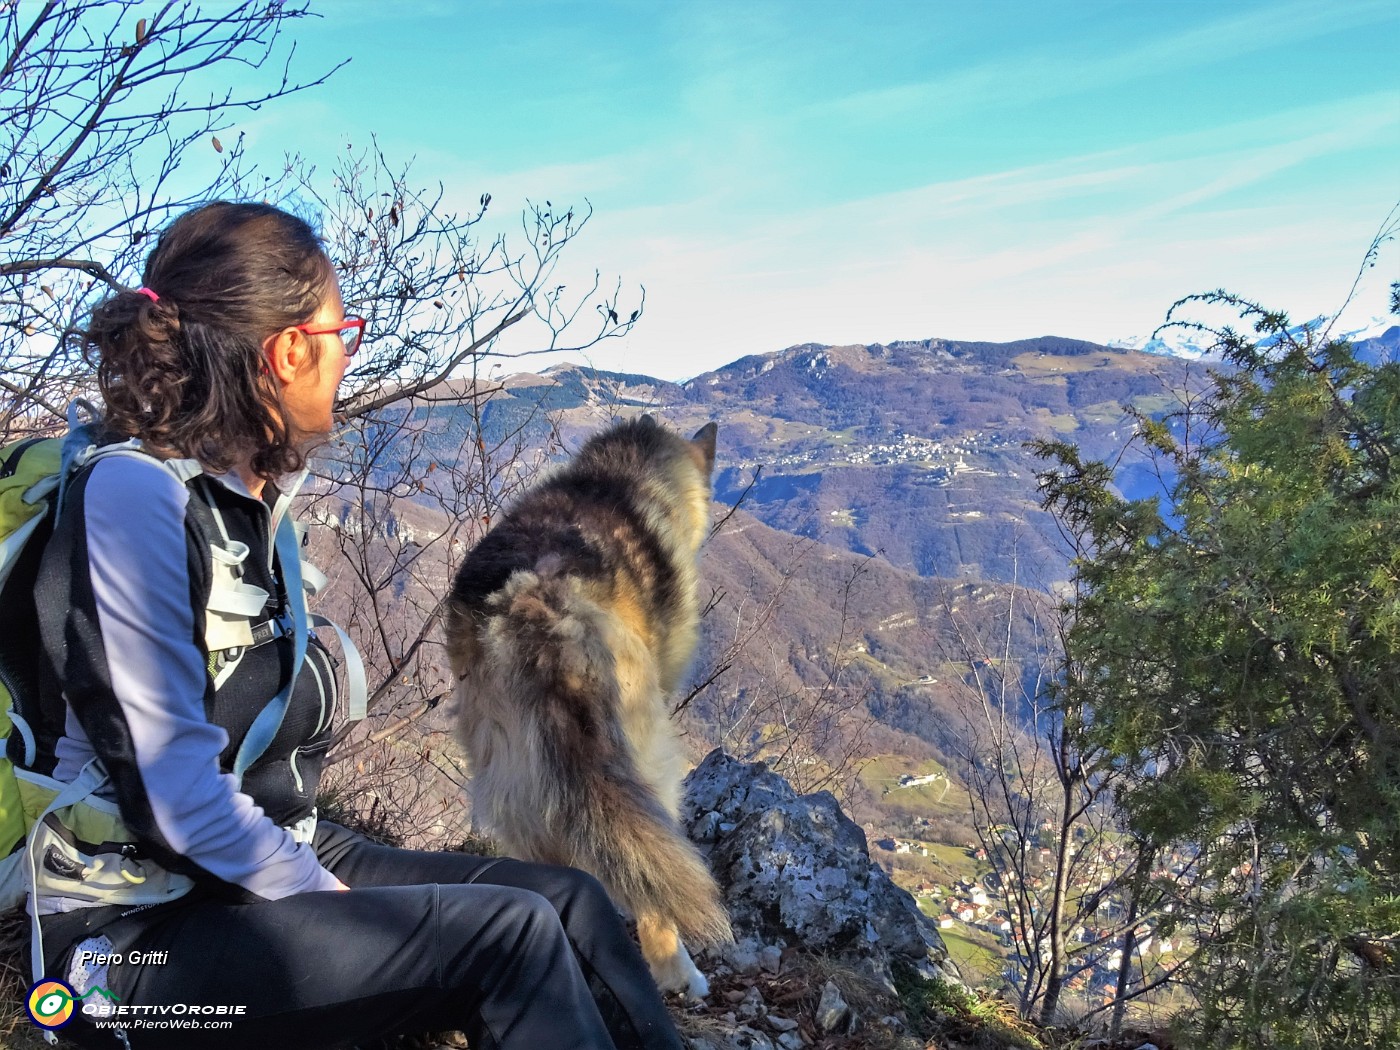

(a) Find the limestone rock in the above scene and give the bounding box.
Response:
[718,935,765,975]
[714,1026,772,1050]
[758,944,784,975]
[815,980,852,1034]
[682,750,963,987]
[737,985,765,1020]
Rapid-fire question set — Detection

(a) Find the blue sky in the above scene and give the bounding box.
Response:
[236,0,1398,379]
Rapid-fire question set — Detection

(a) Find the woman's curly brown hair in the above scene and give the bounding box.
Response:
[83,201,335,479]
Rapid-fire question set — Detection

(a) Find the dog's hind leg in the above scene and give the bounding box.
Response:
[636,912,708,998]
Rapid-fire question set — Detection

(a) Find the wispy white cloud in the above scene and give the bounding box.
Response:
[580,202,1394,381]
[578,91,1394,266]
[817,0,1398,126]
[551,92,1400,379]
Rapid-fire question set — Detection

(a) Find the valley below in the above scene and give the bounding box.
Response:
[304,330,1219,1003]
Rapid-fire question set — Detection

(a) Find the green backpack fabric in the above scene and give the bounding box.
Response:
[0,431,182,926]
[0,434,64,863]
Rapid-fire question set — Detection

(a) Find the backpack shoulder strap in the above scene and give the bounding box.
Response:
[230,486,367,782]
[231,513,307,787]
[56,401,205,520]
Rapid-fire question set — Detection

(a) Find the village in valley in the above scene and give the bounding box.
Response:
[762,430,1019,481]
[861,758,1193,1010]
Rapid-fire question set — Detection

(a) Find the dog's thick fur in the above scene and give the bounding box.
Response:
[444,416,731,997]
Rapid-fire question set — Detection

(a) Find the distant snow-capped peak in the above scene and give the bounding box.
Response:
[1107,329,1218,360]
[1333,314,1398,343]
[1110,314,1397,361]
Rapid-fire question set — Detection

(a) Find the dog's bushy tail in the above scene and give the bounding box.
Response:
[482,572,733,949]
[569,763,733,949]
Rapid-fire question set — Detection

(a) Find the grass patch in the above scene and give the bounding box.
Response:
[939,927,1005,988]
[1036,411,1078,434]
[860,755,967,825]
[886,852,949,885]
[1076,400,1133,425]
[890,779,961,815]
[893,960,1044,1049]
[924,841,982,881]
[859,755,948,793]
[1127,393,1178,417]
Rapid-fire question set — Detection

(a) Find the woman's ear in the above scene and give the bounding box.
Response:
[263,328,310,385]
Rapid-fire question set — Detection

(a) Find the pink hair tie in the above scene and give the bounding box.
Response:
[136,287,160,302]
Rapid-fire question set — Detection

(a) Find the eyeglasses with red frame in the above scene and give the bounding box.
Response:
[294,316,366,356]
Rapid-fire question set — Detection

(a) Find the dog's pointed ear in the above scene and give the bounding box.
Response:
[690,422,717,477]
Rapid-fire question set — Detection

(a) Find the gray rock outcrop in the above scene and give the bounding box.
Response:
[681,749,963,988]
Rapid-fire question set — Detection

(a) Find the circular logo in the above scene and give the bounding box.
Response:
[26,979,76,1029]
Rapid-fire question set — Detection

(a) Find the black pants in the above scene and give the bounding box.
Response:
[41,822,686,1050]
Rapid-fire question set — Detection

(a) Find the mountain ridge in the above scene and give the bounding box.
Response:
[485,332,1193,593]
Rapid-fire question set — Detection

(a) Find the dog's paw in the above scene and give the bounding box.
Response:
[679,962,709,1000]
[651,943,710,999]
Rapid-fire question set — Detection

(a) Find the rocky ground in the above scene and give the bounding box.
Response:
[668,752,1177,1050]
[0,752,1180,1050]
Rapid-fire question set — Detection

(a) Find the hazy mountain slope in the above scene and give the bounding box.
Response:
[686,507,1052,763]
[483,336,1192,588]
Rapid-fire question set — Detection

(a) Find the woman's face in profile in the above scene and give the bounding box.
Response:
[280,277,352,440]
